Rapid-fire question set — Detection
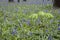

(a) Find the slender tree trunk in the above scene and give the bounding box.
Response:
[18,0,20,2]
[9,0,13,2]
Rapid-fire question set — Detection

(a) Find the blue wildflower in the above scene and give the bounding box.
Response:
[58,27,60,30]
[11,29,17,35]
[48,34,52,40]
[46,30,48,33]
[26,20,31,26]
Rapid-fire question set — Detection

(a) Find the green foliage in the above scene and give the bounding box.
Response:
[0,3,60,40]
[29,11,54,19]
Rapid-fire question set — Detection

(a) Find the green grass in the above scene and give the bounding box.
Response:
[0,3,60,40]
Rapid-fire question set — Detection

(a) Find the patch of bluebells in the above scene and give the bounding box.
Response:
[0,3,59,40]
[31,1,42,5]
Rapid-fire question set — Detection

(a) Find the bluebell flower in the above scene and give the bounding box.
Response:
[58,27,60,30]
[46,30,48,33]
[26,20,31,26]
[48,34,52,40]
[11,29,17,35]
